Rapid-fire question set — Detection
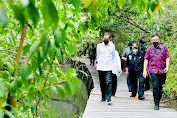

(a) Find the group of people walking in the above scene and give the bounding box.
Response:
[93,32,170,110]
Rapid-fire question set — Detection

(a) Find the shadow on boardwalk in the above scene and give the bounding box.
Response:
[81,57,177,118]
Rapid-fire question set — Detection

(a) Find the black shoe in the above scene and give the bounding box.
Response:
[100,99,105,102]
[138,96,145,100]
[130,94,136,97]
[106,99,112,105]
[154,103,159,110]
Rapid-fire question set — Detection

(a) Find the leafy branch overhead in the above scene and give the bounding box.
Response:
[0,0,174,118]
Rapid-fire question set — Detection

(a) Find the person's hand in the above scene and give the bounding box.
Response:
[143,71,147,79]
[125,71,129,76]
[94,64,97,69]
[124,58,127,61]
[164,68,169,73]
[118,70,122,73]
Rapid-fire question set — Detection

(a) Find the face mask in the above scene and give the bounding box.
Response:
[132,49,138,54]
[153,42,159,47]
[104,40,109,44]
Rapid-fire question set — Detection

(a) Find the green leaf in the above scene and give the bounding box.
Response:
[31,56,38,71]
[5,110,15,118]
[30,41,40,56]
[131,0,136,7]
[64,82,70,97]
[118,0,127,8]
[69,82,75,97]
[51,86,58,94]
[54,45,61,57]
[70,0,81,10]
[57,85,65,100]
[43,39,50,57]
[25,1,39,27]
[38,51,45,64]
[0,81,5,98]
[84,0,92,8]
[0,5,8,27]
[16,77,22,87]
[73,77,79,89]
[147,12,151,19]
[0,58,3,69]
[20,63,32,80]
[48,110,56,118]
[23,44,31,56]
[19,0,29,7]
[10,81,17,93]
[54,29,62,48]
[6,62,14,75]
[78,70,88,77]
[11,4,26,28]
[41,0,58,28]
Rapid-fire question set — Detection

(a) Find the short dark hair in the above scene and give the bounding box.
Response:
[139,35,145,40]
[128,41,134,46]
[151,33,160,39]
[103,32,111,36]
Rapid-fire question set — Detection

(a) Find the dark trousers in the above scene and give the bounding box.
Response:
[89,55,95,66]
[150,73,166,104]
[127,75,132,91]
[144,74,150,90]
[98,71,112,100]
[129,72,145,96]
[112,74,117,96]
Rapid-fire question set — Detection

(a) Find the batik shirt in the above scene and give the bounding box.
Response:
[144,44,170,74]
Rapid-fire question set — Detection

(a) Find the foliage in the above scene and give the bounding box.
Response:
[0,0,171,117]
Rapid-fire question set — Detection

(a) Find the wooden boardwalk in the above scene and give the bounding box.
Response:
[81,57,177,118]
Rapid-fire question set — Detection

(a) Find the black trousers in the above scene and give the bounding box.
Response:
[150,73,166,104]
[129,71,145,97]
[89,55,95,66]
[112,74,117,96]
[144,74,150,90]
[98,71,112,100]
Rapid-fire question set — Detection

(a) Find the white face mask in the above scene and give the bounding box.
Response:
[132,49,138,53]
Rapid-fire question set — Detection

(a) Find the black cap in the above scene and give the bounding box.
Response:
[128,41,134,46]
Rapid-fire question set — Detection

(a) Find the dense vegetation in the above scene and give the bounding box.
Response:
[0,0,175,117]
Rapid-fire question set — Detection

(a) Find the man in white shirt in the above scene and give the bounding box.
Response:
[95,32,115,105]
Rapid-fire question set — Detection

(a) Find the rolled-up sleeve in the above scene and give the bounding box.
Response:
[165,46,170,58]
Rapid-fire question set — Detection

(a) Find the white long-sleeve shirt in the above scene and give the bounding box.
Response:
[112,50,122,77]
[96,42,115,71]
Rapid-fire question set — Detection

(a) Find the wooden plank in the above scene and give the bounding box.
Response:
[81,57,177,118]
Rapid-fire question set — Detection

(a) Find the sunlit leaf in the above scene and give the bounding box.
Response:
[5,110,15,118]
[30,41,40,56]
[23,44,31,56]
[11,4,26,28]
[84,0,92,8]
[41,0,58,28]
[19,0,29,7]
[54,29,62,48]
[70,0,81,10]
[20,63,32,80]
[6,62,14,75]
[118,0,126,8]
[0,5,8,27]
[57,85,65,100]
[0,82,5,98]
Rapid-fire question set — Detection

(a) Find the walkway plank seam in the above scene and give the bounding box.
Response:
[81,57,177,118]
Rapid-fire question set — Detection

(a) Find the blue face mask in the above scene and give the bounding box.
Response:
[104,40,109,44]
